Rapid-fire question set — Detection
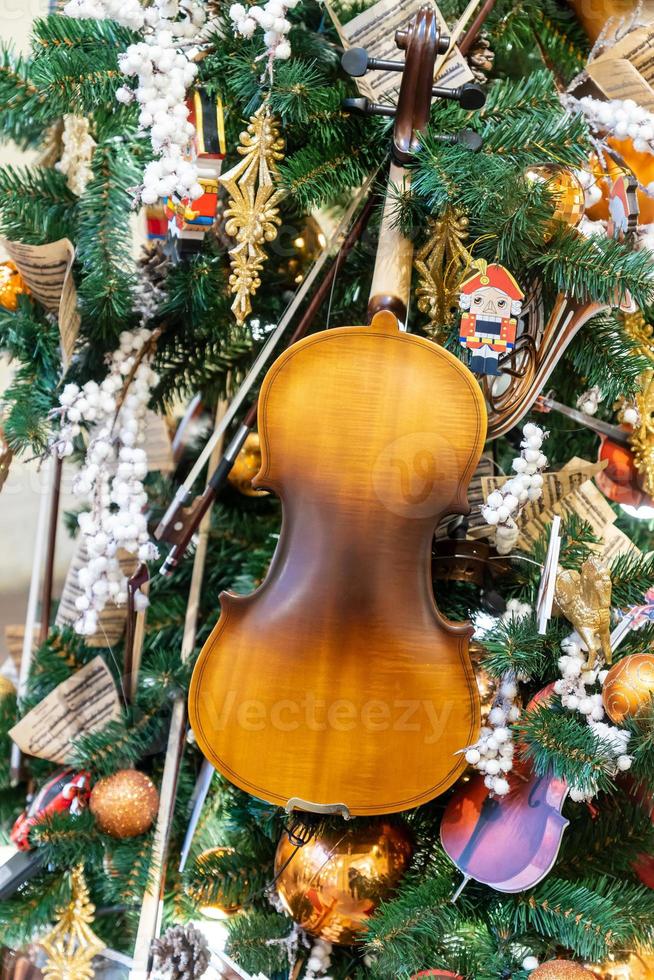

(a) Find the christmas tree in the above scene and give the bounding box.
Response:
[0,0,654,978]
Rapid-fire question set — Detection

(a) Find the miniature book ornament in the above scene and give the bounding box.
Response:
[459,261,525,376]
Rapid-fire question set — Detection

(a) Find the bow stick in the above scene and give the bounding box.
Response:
[129,398,228,980]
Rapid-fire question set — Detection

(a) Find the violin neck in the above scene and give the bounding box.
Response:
[367,161,414,326]
[542,396,631,447]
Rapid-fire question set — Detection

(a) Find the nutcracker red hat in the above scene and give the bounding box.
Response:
[460,260,524,301]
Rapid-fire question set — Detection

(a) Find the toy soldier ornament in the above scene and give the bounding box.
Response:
[459,261,525,376]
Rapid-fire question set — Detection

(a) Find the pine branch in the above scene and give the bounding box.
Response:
[565,312,654,403]
[609,551,654,609]
[511,875,654,960]
[517,702,617,795]
[0,164,77,243]
[226,910,293,976]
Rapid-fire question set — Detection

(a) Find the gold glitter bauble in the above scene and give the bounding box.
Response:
[227,433,268,497]
[0,675,15,698]
[525,165,585,239]
[0,261,29,312]
[90,769,159,839]
[602,654,654,724]
[274,821,413,945]
[531,961,595,980]
[588,952,654,979]
[187,846,242,918]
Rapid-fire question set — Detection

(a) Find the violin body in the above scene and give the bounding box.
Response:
[440,764,568,892]
[189,311,486,815]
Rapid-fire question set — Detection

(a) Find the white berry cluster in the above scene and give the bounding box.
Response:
[573,95,654,156]
[618,399,641,427]
[464,674,520,797]
[56,115,96,197]
[63,0,144,29]
[554,632,632,802]
[576,385,603,416]
[229,0,297,64]
[481,422,547,555]
[65,0,207,206]
[574,166,603,211]
[52,328,159,635]
[303,939,333,979]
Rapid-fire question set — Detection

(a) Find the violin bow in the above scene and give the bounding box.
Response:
[129,398,228,980]
[154,179,378,576]
[10,454,62,784]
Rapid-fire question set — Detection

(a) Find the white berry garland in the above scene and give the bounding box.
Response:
[52,328,159,635]
[65,0,208,207]
[230,0,298,68]
[481,422,548,555]
[571,94,654,156]
[554,631,632,802]
[303,939,333,979]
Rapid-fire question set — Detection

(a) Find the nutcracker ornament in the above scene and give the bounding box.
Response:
[165,88,227,262]
[459,261,524,376]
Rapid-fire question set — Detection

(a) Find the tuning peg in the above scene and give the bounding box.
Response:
[341,48,404,77]
[342,96,395,118]
[432,82,486,110]
[434,129,483,151]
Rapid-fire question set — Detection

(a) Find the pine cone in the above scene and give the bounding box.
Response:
[151,925,210,980]
[135,243,170,324]
[468,32,495,82]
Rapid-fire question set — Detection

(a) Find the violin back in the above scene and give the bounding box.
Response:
[189,311,486,815]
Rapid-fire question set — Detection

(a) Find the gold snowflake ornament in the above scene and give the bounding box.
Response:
[39,866,105,980]
[220,106,285,324]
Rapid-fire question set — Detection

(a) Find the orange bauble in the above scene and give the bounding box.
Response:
[0,261,29,312]
[586,140,654,226]
[602,653,654,724]
[90,769,159,838]
[227,432,269,497]
[531,960,594,979]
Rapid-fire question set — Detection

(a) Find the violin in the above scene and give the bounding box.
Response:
[189,8,487,817]
[441,683,568,893]
[535,393,654,510]
[440,761,568,893]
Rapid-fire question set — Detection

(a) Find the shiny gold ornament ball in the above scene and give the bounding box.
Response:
[525,165,585,238]
[531,961,595,980]
[187,846,242,918]
[602,654,654,724]
[0,261,29,311]
[275,821,413,944]
[90,769,159,839]
[227,433,269,497]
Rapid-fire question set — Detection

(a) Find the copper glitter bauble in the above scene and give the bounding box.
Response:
[525,165,585,238]
[186,846,242,918]
[90,769,159,839]
[602,654,654,724]
[412,972,462,978]
[0,261,29,312]
[274,821,413,944]
[227,432,268,497]
[531,961,595,980]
